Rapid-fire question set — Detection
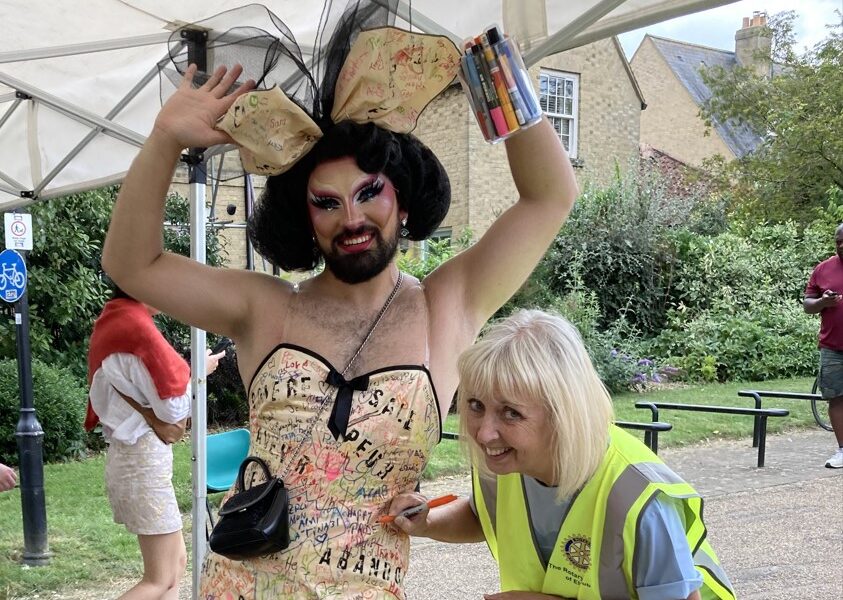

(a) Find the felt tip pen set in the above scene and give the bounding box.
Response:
[459,25,542,143]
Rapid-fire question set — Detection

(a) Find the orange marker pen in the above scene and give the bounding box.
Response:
[378,494,458,523]
[479,33,519,132]
[470,44,508,137]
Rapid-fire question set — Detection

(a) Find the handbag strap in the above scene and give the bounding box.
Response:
[341,271,403,377]
[277,271,404,480]
[236,455,272,491]
[233,273,407,489]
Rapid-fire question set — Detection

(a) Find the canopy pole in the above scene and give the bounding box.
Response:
[181,27,209,599]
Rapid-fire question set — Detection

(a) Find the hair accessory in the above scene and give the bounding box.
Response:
[217,27,460,175]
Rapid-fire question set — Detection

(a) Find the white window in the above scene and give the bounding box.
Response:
[539,70,579,158]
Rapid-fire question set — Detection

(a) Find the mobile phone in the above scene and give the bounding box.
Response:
[211,337,233,354]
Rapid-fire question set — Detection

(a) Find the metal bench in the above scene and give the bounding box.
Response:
[635,401,789,467]
[441,420,673,454]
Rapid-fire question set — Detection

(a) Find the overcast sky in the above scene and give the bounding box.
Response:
[618,0,843,59]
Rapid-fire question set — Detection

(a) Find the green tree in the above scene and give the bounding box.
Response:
[700,12,843,222]
[0,188,115,375]
[0,189,226,382]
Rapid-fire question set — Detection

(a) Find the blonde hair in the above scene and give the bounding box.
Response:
[457,309,614,499]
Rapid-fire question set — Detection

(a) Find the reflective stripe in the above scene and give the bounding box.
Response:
[478,473,498,537]
[599,466,648,598]
[635,461,685,485]
[694,544,735,598]
[520,475,548,569]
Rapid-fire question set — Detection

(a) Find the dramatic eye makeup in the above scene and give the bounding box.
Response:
[308,195,341,211]
[354,177,385,203]
[307,176,385,211]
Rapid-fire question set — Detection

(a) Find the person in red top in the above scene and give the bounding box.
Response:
[87,285,224,599]
[803,223,843,468]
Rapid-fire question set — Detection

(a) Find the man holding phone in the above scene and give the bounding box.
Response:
[803,223,843,468]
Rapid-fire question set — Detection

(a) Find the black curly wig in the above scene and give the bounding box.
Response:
[166,0,453,272]
[248,120,450,271]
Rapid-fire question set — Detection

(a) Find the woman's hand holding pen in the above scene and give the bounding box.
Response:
[152,63,255,153]
[382,492,433,535]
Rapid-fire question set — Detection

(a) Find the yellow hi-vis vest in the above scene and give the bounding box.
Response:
[473,426,735,600]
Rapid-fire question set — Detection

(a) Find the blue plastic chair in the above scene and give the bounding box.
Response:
[205,428,250,529]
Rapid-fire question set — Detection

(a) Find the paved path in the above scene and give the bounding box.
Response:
[404,428,843,600]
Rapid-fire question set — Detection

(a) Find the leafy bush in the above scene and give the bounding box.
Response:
[542,167,725,335]
[397,229,473,280]
[651,297,817,382]
[510,279,675,394]
[0,359,88,464]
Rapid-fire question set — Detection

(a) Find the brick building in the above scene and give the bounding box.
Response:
[174,35,644,270]
[630,12,774,168]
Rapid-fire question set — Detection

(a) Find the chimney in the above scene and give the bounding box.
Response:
[735,11,772,78]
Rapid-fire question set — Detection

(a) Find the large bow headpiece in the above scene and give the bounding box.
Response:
[216,27,460,176]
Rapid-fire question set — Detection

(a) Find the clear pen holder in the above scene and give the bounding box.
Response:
[458,29,543,144]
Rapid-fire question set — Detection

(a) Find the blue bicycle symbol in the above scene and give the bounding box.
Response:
[0,262,25,291]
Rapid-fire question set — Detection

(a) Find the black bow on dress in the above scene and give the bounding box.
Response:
[326,368,370,440]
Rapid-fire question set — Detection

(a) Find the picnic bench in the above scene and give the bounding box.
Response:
[635,401,789,467]
[441,420,673,454]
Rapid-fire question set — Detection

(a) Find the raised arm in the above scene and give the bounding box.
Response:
[427,118,577,332]
[102,65,260,337]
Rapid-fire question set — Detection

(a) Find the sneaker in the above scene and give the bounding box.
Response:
[825,450,843,469]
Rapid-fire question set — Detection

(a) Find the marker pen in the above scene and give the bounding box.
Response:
[479,33,520,132]
[461,52,494,140]
[470,43,508,137]
[377,494,459,523]
[486,27,528,125]
[494,32,542,121]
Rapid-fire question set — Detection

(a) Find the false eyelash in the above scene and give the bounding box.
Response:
[308,195,339,210]
[355,179,385,202]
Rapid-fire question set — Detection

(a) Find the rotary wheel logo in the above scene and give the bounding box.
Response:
[563,536,591,570]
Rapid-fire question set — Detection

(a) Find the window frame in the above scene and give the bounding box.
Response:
[539,69,580,158]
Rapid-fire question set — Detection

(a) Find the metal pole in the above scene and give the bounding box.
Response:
[182,28,209,598]
[13,262,50,565]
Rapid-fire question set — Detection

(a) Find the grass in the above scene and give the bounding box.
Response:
[0,376,819,598]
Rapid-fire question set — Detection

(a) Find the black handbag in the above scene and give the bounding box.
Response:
[208,456,290,560]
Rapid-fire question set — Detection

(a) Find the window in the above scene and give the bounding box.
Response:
[539,70,579,157]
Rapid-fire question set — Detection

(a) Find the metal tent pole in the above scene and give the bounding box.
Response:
[181,27,209,599]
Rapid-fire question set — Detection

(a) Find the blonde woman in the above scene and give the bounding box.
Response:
[387,310,735,600]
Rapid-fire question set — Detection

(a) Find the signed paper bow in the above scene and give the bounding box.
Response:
[216,27,461,176]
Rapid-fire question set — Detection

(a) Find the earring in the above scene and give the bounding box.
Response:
[400,218,409,238]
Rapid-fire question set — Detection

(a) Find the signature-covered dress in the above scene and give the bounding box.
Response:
[200,344,441,599]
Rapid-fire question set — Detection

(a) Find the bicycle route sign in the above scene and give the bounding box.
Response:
[0,249,27,303]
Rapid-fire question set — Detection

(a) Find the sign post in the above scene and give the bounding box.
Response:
[3,213,50,566]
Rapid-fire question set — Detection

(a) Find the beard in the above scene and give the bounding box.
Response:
[321,226,400,284]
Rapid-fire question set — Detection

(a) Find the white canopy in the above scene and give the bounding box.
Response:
[0,0,739,210]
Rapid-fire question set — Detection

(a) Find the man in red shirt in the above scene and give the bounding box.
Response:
[804,224,843,468]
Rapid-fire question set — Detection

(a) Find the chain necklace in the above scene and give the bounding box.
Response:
[278,270,404,479]
[341,270,404,377]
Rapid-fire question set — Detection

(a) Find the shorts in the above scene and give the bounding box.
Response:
[818,347,843,400]
[105,430,182,535]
